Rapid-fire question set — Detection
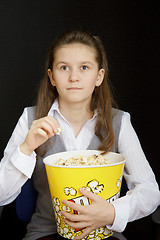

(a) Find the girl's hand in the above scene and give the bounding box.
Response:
[20,116,59,156]
[61,188,115,240]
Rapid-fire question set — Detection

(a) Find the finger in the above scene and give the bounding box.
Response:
[47,115,59,128]
[62,200,84,212]
[42,116,59,133]
[32,117,59,134]
[79,188,99,202]
[63,218,90,229]
[36,128,49,139]
[60,211,87,222]
[74,226,93,240]
[44,117,63,135]
[39,121,55,136]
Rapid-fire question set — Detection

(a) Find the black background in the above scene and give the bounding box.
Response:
[0,0,159,239]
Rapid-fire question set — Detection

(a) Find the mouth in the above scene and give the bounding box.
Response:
[67,87,83,90]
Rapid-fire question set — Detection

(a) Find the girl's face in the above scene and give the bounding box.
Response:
[48,43,104,106]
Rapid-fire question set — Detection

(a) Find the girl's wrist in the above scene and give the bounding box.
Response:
[20,142,34,156]
[109,203,116,225]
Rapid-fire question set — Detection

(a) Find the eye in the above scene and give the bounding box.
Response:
[61,65,69,71]
[81,65,88,70]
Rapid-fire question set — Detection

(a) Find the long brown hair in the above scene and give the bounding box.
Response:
[36,30,116,154]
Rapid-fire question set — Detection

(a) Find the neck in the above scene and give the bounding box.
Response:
[58,99,93,137]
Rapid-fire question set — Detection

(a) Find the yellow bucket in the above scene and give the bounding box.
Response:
[43,150,125,239]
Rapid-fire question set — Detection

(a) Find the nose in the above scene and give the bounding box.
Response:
[68,68,79,82]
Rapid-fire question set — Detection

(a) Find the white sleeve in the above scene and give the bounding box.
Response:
[108,112,160,232]
[0,108,36,206]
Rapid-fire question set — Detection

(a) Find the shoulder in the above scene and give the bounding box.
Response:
[112,108,135,140]
[112,108,130,120]
[24,106,36,128]
[25,106,36,114]
[112,108,131,133]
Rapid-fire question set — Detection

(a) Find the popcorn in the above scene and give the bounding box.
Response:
[56,127,63,135]
[55,154,110,166]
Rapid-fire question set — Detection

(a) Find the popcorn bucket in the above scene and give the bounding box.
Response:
[43,150,125,239]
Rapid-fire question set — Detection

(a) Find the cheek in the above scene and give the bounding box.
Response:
[53,72,67,87]
[85,80,97,96]
[87,74,98,88]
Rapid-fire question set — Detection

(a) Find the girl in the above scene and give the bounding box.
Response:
[0,30,159,240]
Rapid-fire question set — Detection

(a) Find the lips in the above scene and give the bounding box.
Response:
[67,87,82,90]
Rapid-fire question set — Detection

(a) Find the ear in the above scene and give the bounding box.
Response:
[48,69,56,86]
[95,69,105,87]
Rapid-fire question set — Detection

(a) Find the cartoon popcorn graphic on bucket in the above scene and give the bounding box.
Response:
[43,150,125,239]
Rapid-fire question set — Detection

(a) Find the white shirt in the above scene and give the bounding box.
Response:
[0,101,160,233]
[48,99,97,151]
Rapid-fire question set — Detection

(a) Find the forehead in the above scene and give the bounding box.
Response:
[54,43,97,63]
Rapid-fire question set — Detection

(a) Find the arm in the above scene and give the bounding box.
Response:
[60,112,160,239]
[0,108,60,205]
[109,112,160,232]
[0,108,36,205]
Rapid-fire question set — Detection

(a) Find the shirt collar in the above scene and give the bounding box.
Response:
[48,98,98,120]
[48,98,60,116]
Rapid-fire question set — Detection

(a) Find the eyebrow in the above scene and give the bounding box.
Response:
[56,61,68,66]
[81,61,94,66]
[56,61,94,66]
